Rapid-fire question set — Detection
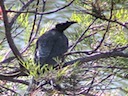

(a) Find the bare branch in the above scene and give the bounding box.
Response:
[6,0,75,15]
[80,10,128,29]
[0,84,21,96]
[69,18,97,52]
[0,74,29,85]
[28,0,40,42]
[91,1,114,53]
[0,0,24,69]
[64,48,128,67]
[9,0,35,26]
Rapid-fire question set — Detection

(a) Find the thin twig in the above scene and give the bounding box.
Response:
[6,0,75,15]
[28,0,39,42]
[0,74,29,85]
[69,18,97,52]
[0,84,21,96]
[9,0,34,26]
[90,0,114,54]
[80,10,128,30]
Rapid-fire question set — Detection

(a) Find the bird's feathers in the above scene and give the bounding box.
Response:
[34,21,76,67]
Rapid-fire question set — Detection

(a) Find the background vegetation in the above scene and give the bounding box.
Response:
[0,0,128,95]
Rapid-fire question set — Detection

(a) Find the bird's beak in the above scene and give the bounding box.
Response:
[67,21,77,24]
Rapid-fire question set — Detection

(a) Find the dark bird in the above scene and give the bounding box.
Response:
[34,21,76,67]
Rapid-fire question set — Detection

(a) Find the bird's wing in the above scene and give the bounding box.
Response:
[35,34,56,65]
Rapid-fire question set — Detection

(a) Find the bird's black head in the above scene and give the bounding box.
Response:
[55,21,77,32]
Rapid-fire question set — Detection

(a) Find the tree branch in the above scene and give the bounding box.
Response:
[69,18,97,52]
[6,0,75,16]
[0,0,24,69]
[64,49,128,67]
[80,10,128,29]
[0,74,29,85]
[9,0,35,26]
[91,1,114,53]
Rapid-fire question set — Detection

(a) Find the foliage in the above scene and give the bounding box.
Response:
[0,0,128,96]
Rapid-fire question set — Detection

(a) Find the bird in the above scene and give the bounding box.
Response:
[34,21,76,67]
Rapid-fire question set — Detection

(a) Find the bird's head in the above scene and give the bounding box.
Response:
[55,21,77,32]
